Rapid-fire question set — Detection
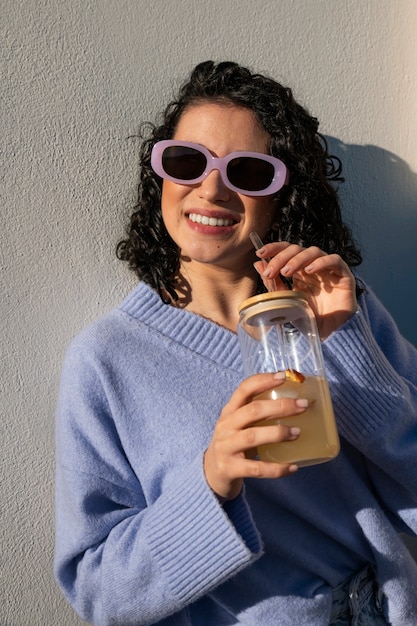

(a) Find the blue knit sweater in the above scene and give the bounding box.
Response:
[55,281,417,625]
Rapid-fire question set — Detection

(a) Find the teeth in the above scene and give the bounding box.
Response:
[188,213,233,226]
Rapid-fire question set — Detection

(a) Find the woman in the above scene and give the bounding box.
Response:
[54,61,417,625]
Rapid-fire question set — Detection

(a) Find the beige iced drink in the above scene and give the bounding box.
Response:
[253,374,339,467]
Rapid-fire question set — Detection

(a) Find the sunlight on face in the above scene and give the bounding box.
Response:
[161,102,279,273]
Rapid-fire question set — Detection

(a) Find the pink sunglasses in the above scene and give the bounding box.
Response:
[151,140,289,196]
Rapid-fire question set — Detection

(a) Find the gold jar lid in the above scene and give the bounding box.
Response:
[238,291,308,326]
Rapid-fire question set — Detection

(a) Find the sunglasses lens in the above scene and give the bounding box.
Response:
[227,157,275,192]
[162,145,206,181]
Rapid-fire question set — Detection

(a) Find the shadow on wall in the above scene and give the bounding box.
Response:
[327,139,417,561]
[326,137,417,347]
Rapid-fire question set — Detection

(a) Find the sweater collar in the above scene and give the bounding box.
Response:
[119,282,243,371]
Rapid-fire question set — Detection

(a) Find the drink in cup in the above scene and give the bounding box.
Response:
[237,292,340,467]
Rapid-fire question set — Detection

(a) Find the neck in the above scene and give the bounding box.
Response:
[172,262,259,332]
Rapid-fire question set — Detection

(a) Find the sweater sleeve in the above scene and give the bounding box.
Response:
[54,335,262,626]
[322,286,417,533]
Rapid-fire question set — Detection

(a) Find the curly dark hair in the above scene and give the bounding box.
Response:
[117,60,362,302]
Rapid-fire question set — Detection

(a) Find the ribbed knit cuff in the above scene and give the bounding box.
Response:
[145,454,262,605]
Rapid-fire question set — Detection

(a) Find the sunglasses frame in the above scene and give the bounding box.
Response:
[151,140,289,196]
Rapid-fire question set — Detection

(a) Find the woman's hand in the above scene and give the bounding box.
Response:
[254,242,357,340]
[204,372,306,502]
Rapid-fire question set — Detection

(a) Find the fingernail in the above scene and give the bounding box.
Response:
[280,265,290,275]
[295,398,308,408]
[273,371,286,380]
[289,427,301,438]
[255,247,266,256]
[289,464,299,473]
[262,267,272,278]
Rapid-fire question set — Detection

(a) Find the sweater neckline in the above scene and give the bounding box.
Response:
[119,282,243,371]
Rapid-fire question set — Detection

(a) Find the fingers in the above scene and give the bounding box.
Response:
[211,420,301,465]
[224,455,300,481]
[239,395,307,431]
[204,419,302,500]
[254,243,357,332]
[233,421,301,455]
[224,371,286,412]
[257,243,329,279]
[204,374,307,500]
[222,372,307,425]
[255,241,355,280]
[220,373,307,436]
[253,260,290,291]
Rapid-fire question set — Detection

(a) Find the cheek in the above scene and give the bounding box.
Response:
[161,180,173,210]
[160,182,187,245]
[247,197,278,230]
[161,180,188,211]
[161,182,178,224]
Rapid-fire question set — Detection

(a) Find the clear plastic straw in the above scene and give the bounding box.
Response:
[250,232,295,373]
[249,231,292,291]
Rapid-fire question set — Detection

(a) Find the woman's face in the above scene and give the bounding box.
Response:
[160,102,279,273]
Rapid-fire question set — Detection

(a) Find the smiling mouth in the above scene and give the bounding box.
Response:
[188,212,236,227]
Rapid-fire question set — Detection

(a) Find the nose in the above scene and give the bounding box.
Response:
[197,168,231,202]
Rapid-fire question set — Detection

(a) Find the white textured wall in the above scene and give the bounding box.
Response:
[2,1,416,624]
